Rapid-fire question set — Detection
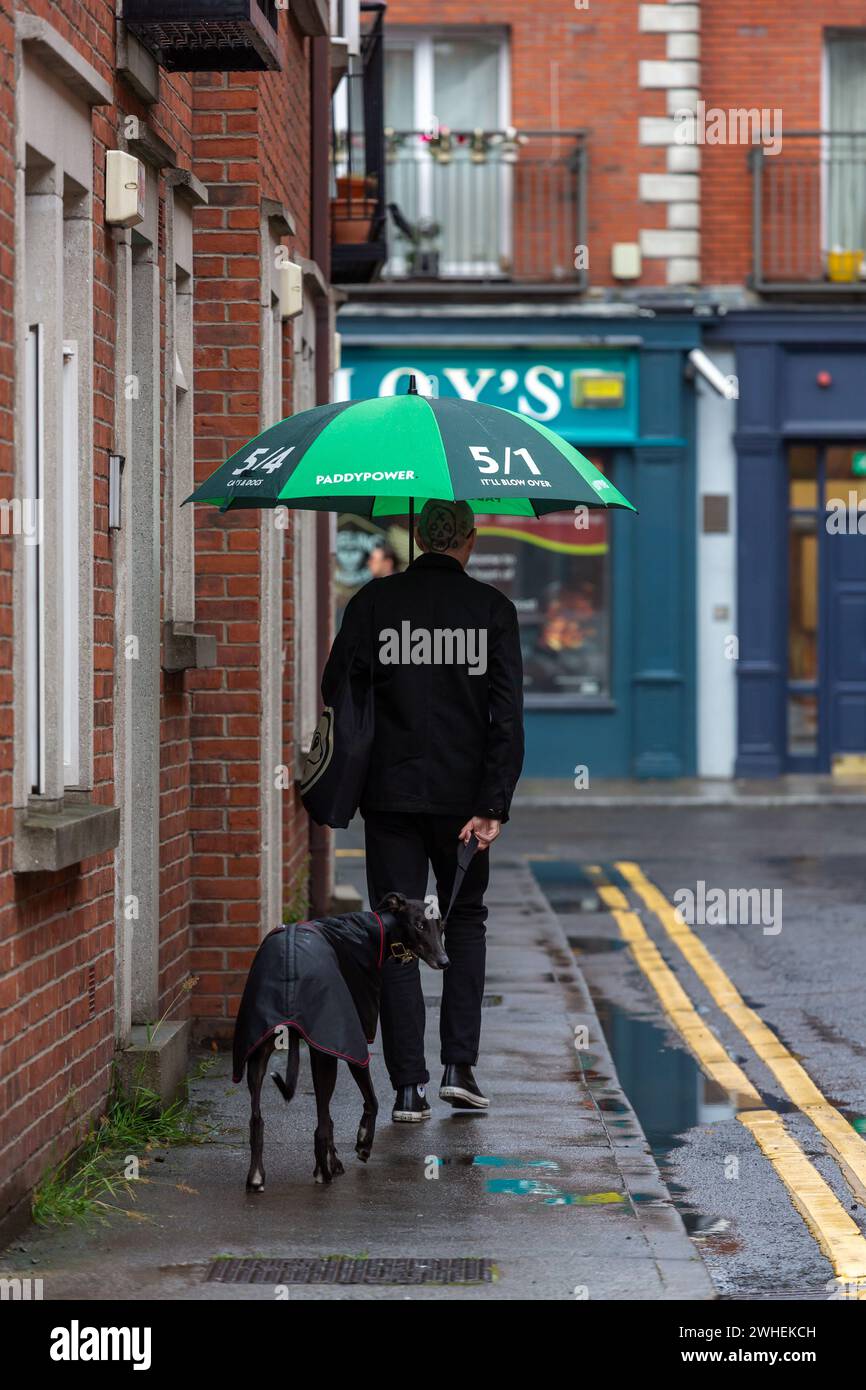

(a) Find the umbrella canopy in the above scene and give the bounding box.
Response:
[182,385,637,519]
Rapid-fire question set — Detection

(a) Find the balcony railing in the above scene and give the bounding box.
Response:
[751,132,866,292]
[379,129,586,287]
[124,0,281,71]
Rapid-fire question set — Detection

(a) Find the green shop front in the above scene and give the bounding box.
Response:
[335,316,699,781]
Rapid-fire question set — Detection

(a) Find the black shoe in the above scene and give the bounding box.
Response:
[439,1065,489,1110]
[391,1083,431,1123]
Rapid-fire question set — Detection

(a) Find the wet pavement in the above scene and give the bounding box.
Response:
[0,845,712,1301]
[516,775,866,806]
[524,802,866,1300]
[5,800,861,1300]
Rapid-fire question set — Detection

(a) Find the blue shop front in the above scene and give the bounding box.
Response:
[336,314,701,781]
[708,311,866,777]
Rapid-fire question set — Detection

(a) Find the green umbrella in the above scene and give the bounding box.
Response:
[183,377,636,555]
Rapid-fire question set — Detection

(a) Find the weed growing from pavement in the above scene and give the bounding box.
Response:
[32,978,217,1228]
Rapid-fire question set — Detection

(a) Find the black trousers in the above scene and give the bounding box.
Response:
[364,810,490,1089]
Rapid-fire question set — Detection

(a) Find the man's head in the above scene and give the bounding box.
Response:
[368,540,399,578]
[416,498,476,568]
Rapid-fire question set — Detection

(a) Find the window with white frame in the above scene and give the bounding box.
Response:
[381,28,510,277]
[165,190,196,629]
[61,340,80,786]
[825,33,866,258]
[18,60,94,808]
[23,323,44,794]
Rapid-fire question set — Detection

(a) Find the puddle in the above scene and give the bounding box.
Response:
[485,1179,625,1206]
[567,935,628,955]
[682,1213,734,1238]
[404,1154,565,1172]
[594,998,737,1157]
[472,1156,559,1170]
[530,860,604,914]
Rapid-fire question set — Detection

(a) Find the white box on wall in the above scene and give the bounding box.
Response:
[277,260,303,319]
[612,242,642,279]
[106,150,144,228]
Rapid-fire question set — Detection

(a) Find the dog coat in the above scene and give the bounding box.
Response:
[232,912,386,1082]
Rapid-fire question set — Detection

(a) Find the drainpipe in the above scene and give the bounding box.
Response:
[309,33,334,916]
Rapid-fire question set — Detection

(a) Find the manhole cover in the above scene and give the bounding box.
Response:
[206,1256,495,1286]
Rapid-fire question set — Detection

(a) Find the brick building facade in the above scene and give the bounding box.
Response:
[0,1,337,1238]
[337,1,866,784]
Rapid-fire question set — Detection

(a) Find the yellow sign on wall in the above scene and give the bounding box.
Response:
[570,369,627,408]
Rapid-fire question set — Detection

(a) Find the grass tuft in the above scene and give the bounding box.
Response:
[32,979,218,1229]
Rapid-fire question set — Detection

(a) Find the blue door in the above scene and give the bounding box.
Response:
[785,443,866,771]
[825,449,866,760]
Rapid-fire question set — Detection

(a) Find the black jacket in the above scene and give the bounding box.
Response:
[232,912,386,1080]
[322,552,524,821]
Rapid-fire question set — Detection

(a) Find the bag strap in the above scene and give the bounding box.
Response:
[443,832,479,924]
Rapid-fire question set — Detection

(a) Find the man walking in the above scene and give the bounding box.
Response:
[322,499,524,1120]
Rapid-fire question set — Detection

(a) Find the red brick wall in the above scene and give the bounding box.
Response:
[188,11,316,1039]
[0,2,320,1231]
[702,4,866,286]
[380,1,866,292]
[383,0,665,288]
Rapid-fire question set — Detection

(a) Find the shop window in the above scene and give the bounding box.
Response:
[466,503,612,705]
[334,451,614,707]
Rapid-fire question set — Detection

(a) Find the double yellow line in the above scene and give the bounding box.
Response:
[588,862,866,1295]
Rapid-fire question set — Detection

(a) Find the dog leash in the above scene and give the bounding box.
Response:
[442,832,479,925]
[389,833,480,962]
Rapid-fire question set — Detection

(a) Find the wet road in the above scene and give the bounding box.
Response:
[513,802,866,1299]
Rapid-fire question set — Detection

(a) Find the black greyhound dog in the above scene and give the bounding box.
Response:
[232,892,448,1190]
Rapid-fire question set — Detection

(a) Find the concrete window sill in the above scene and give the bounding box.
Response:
[13,796,120,874]
[162,621,217,673]
[116,1020,190,1107]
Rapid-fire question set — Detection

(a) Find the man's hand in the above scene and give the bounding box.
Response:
[458,817,501,851]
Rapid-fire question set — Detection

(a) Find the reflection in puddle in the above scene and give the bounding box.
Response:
[472,1156,559,1170]
[594,999,737,1156]
[530,860,605,914]
[567,936,628,955]
[485,1178,625,1206]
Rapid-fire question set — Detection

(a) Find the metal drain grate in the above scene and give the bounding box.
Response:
[424,993,503,1007]
[719,1289,828,1301]
[207,1256,495,1287]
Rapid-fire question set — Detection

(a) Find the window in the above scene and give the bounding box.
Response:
[333,452,615,708]
[61,341,80,785]
[23,325,44,793]
[466,498,612,705]
[19,150,92,803]
[825,34,866,255]
[383,28,510,277]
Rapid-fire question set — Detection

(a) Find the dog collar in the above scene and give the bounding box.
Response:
[389,940,415,964]
[377,911,415,963]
